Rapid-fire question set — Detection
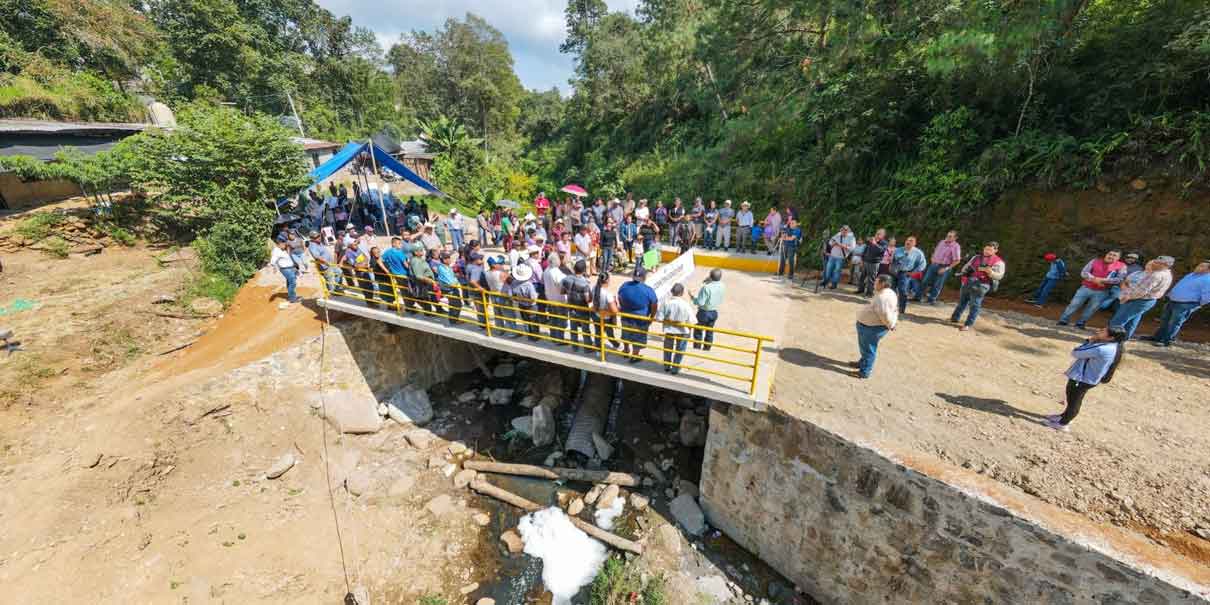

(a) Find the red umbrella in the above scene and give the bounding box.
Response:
[560,184,588,197]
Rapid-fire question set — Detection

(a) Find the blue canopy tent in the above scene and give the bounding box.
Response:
[307,141,443,196]
[291,140,444,236]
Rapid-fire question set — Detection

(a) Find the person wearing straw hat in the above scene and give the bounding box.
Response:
[507,263,541,340]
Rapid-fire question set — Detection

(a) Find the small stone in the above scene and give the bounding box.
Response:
[377,403,389,417]
[488,388,514,405]
[669,493,707,536]
[345,470,371,496]
[1194,528,1210,541]
[473,513,491,526]
[189,297,223,316]
[454,468,477,489]
[599,484,620,509]
[460,582,480,595]
[629,493,650,511]
[592,433,614,461]
[458,391,477,403]
[500,529,524,553]
[511,416,533,437]
[404,429,435,449]
[448,442,468,456]
[493,363,515,378]
[531,405,555,447]
[568,498,585,516]
[265,453,296,480]
[584,484,604,505]
[477,599,496,605]
[1130,178,1147,190]
[152,294,175,305]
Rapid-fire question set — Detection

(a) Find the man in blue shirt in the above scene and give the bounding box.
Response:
[380,237,410,308]
[891,236,927,313]
[617,265,659,362]
[307,231,340,294]
[1145,261,1210,347]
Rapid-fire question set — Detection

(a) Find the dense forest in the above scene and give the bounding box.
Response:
[3,0,1210,283]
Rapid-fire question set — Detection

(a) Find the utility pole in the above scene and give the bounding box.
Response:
[285,90,305,137]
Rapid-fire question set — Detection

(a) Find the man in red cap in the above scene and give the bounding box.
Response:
[1027,252,1068,307]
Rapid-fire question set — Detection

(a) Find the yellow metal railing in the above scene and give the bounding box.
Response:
[316,265,772,396]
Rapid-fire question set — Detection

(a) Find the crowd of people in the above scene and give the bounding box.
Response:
[840,227,1208,432]
[280,192,733,374]
[275,185,1209,433]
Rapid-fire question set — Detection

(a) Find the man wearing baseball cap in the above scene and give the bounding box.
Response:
[617,264,659,361]
[1028,252,1068,307]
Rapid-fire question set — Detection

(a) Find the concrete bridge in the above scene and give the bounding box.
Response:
[316,252,790,410]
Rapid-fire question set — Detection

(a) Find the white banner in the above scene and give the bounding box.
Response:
[648,249,696,301]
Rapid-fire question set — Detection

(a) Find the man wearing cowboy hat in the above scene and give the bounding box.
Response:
[507,263,541,340]
[735,201,755,253]
[419,222,442,252]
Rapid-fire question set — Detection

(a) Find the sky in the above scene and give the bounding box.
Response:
[316,0,641,94]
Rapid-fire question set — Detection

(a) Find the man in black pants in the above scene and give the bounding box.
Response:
[856,229,887,297]
[562,260,596,351]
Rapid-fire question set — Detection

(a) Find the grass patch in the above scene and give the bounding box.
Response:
[85,324,144,371]
[182,271,239,306]
[0,354,58,407]
[14,212,66,241]
[590,555,668,605]
[97,222,137,246]
[418,595,448,605]
[40,236,70,258]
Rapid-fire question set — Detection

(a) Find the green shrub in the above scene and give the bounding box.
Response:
[184,270,240,306]
[40,235,69,258]
[14,212,65,241]
[590,556,667,605]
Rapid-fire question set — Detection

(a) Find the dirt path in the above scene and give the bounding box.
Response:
[769,283,1210,562]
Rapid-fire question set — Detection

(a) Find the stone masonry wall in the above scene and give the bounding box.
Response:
[700,404,1210,605]
[329,317,484,396]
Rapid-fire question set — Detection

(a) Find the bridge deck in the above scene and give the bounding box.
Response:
[317,265,789,410]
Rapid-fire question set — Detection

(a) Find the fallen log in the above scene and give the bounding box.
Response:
[463,460,640,487]
[470,477,643,554]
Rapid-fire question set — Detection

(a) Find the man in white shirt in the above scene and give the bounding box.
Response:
[270,239,301,304]
[736,201,755,253]
[656,283,696,374]
[852,274,897,379]
[823,225,856,289]
[543,252,568,342]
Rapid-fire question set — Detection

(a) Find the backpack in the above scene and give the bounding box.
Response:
[565,277,591,307]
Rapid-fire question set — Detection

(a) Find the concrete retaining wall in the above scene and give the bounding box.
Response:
[0,174,82,210]
[700,404,1210,605]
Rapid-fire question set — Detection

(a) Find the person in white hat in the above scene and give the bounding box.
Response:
[506,263,540,340]
[736,201,755,253]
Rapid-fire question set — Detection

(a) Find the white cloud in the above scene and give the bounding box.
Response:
[317,0,639,91]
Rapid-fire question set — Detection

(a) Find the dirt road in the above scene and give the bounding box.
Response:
[770,282,1210,562]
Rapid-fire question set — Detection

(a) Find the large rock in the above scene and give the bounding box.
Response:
[696,575,732,603]
[531,405,555,447]
[488,388,514,406]
[592,433,614,460]
[654,401,681,425]
[679,412,707,447]
[598,484,621,509]
[322,391,383,434]
[670,493,708,536]
[403,429,435,449]
[387,386,433,426]
[493,363,515,378]
[346,470,371,496]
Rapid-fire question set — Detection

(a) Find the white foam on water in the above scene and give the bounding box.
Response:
[517,506,608,605]
[593,495,625,530]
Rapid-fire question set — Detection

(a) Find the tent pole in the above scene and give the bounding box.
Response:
[368,139,390,237]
